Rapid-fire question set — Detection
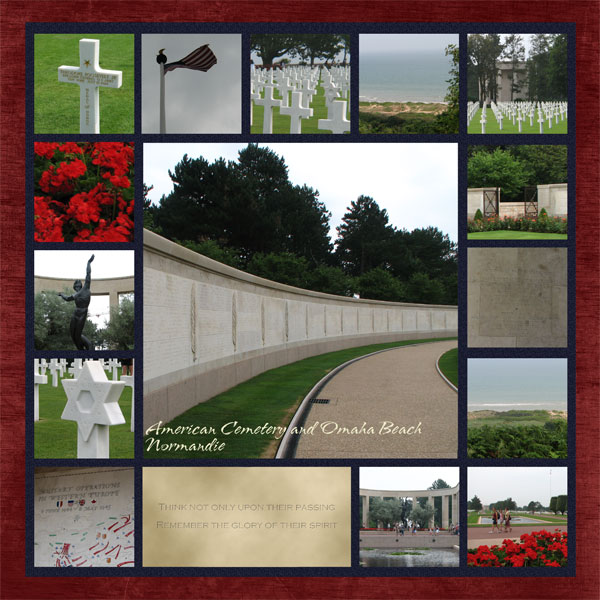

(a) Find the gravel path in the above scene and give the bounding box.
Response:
[293,340,457,458]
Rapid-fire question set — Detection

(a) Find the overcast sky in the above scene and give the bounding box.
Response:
[360,34,458,55]
[34,250,134,279]
[360,467,459,491]
[468,467,567,507]
[142,34,241,133]
[144,143,457,243]
[468,358,567,411]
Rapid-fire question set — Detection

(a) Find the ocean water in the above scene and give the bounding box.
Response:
[359,51,451,103]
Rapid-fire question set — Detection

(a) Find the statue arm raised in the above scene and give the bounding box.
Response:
[84,254,94,288]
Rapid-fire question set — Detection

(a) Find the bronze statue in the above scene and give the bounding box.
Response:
[58,254,94,350]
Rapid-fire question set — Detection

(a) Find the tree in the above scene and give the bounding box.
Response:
[468,147,528,201]
[296,34,344,66]
[151,145,332,265]
[556,495,567,515]
[335,195,394,276]
[549,496,558,514]
[429,479,451,490]
[99,296,135,350]
[468,495,483,511]
[434,44,459,133]
[250,34,300,67]
[356,267,406,302]
[527,500,543,514]
[547,34,567,99]
[527,34,552,101]
[509,145,567,185]
[246,252,311,289]
[501,35,526,100]
[409,504,435,529]
[35,290,98,350]
[468,34,504,105]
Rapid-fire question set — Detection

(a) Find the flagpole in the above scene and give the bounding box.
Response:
[159,62,166,134]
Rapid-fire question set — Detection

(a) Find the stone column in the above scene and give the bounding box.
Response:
[427,495,435,528]
[109,291,119,314]
[362,495,369,528]
[442,494,450,529]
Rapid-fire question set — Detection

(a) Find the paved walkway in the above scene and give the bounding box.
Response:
[293,340,457,458]
[468,524,568,549]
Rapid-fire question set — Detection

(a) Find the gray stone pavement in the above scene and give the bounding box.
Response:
[468,524,568,549]
[360,531,460,549]
[293,340,458,458]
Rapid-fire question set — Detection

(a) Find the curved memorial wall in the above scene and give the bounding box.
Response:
[143,230,458,430]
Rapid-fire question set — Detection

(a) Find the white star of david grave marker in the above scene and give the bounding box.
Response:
[58,39,123,134]
[61,360,125,458]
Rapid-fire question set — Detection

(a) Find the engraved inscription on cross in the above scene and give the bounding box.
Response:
[58,39,122,134]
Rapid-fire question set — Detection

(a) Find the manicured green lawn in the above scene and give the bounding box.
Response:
[251,78,350,134]
[438,347,458,388]
[468,231,567,240]
[35,368,133,458]
[468,511,567,527]
[144,337,457,459]
[35,34,134,133]
[468,108,567,134]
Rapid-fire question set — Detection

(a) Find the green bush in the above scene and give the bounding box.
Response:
[467,214,567,234]
[474,208,483,221]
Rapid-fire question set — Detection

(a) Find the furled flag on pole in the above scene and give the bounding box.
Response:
[163,45,218,74]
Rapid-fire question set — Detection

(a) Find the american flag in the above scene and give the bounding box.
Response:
[164,45,217,74]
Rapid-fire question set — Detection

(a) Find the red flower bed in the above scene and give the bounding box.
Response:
[34,142,134,242]
[468,529,567,567]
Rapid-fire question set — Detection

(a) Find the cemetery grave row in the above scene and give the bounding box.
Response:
[468,100,568,134]
[251,64,351,134]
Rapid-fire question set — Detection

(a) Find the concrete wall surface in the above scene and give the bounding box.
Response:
[143,231,458,429]
[538,183,568,217]
[468,248,567,347]
[467,184,568,219]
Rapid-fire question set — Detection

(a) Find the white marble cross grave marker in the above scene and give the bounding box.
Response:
[279,91,313,134]
[254,85,282,134]
[61,360,125,458]
[48,358,62,388]
[318,100,350,134]
[68,358,84,379]
[120,375,135,432]
[34,360,48,422]
[58,39,123,134]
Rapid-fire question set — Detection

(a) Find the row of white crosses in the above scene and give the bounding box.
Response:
[34,358,134,458]
[251,65,350,134]
[469,100,567,133]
